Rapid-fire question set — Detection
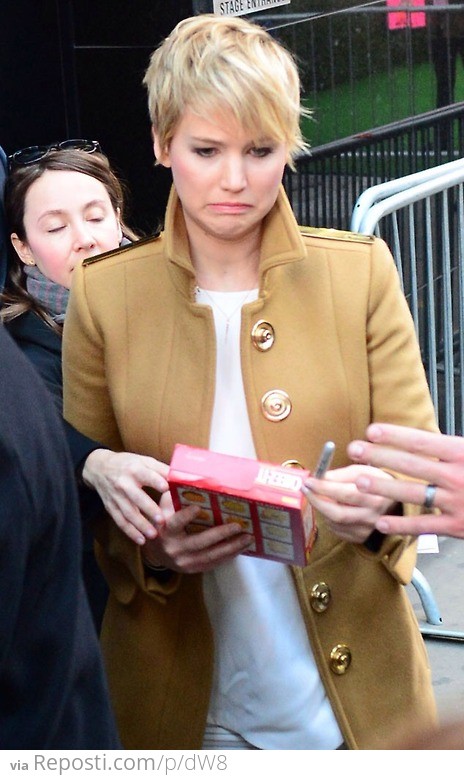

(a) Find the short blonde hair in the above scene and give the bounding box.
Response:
[143,14,309,164]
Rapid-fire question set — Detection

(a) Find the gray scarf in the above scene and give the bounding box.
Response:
[24,265,69,324]
[23,238,131,324]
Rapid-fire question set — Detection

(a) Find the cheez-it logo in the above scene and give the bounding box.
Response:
[255,467,302,492]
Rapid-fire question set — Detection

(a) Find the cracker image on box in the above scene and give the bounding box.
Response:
[257,504,291,526]
[168,444,317,566]
[178,486,211,507]
[218,494,251,517]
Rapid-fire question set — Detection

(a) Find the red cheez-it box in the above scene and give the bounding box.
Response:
[168,444,317,566]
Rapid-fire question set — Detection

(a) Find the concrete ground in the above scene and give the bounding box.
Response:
[408,535,464,723]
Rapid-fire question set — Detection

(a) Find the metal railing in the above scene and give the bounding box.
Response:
[350,158,464,436]
[258,3,464,145]
[351,158,464,641]
[284,101,464,231]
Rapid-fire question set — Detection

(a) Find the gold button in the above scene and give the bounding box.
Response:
[310,582,331,613]
[261,390,292,422]
[251,320,275,351]
[330,644,352,675]
[281,459,305,469]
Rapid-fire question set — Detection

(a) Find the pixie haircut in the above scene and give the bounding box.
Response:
[143,14,309,164]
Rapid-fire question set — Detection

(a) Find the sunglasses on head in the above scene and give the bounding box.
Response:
[8,139,101,171]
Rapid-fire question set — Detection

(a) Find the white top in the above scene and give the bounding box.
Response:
[197,287,342,750]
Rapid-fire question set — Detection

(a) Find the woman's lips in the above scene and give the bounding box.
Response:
[209,202,252,214]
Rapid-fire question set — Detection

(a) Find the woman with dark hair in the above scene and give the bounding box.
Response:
[2,143,137,388]
[1,142,169,628]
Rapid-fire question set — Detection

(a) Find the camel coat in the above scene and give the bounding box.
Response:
[63,187,439,750]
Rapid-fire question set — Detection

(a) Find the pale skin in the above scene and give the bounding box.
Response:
[302,465,395,544]
[348,423,464,539]
[139,106,396,573]
[12,169,170,545]
[12,169,123,288]
[81,450,170,545]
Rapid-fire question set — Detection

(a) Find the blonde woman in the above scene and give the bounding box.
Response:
[63,15,439,749]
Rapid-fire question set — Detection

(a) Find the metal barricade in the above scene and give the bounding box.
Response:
[351,161,464,640]
[350,158,464,233]
[352,159,464,436]
[284,102,464,232]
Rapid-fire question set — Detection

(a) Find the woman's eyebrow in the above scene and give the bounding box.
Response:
[37,200,107,222]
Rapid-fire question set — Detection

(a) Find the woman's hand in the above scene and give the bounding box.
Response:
[82,449,170,545]
[141,491,255,574]
[348,423,464,539]
[303,464,395,543]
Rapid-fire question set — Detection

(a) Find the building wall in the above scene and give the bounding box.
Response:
[0,2,68,151]
[0,1,194,234]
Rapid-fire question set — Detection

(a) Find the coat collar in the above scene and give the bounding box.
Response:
[163,184,307,297]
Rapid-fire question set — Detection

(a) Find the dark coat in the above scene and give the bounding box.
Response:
[6,311,108,629]
[0,146,7,290]
[6,311,98,465]
[0,326,120,749]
